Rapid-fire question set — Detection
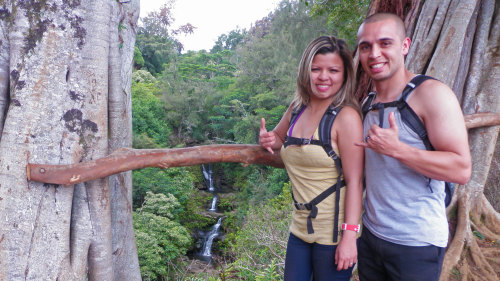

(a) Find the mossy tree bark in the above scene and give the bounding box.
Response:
[359,0,500,280]
[0,0,141,280]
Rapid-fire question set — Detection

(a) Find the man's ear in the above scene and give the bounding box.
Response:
[402,37,411,55]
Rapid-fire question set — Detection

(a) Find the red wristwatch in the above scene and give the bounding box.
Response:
[341,223,360,233]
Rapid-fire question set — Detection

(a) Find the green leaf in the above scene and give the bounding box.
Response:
[473,230,485,240]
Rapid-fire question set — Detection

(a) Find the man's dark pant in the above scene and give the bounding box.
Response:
[358,226,445,281]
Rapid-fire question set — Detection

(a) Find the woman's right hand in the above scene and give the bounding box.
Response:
[259,118,276,154]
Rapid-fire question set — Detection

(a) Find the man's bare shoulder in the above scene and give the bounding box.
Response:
[411,77,456,101]
[409,76,463,124]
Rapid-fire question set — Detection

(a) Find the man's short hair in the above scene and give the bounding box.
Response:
[360,13,406,40]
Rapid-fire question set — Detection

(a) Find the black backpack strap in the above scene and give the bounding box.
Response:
[361,92,377,118]
[362,92,400,128]
[292,179,346,237]
[289,105,346,243]
[398,75,436,150]
[318,106,344,242]
[398,75,454,205]
[284,136,322,147]
[318,106,342,163]
[401,75,435,100]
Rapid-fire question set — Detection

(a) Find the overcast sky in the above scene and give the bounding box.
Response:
[140,0,281,52]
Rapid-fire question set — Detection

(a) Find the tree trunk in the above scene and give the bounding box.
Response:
[0,0,140,280]
[363,1,500,280]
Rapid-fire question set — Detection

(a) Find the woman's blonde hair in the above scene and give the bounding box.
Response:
[292,36,359,114]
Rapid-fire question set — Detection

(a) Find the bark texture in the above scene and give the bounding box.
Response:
[0,0,140,280]
[361,0,500,280]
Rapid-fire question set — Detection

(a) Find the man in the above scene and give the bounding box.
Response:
[355,13,471,281]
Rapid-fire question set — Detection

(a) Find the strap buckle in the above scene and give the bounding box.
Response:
[294,202,309,210]
[302,139,311,145]
[327,150,338,159]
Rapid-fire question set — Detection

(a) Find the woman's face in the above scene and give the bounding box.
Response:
[309,52,344,102]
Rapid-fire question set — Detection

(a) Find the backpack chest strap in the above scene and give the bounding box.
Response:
[283,136,323,147]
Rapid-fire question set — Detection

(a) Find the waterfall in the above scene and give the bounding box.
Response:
[202,164,215,192]
[200,217,223,258]
[209,195,218,212]
[203,164,217,212]
[197,164,224,262]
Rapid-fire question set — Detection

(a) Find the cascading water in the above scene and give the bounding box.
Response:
[203,164,217,212]
[209,195,218,212]
[198,164,223,262]
[202,163,215,192]
[200,217,223,259]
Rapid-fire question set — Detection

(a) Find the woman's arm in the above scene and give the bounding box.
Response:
[333,106,364,270]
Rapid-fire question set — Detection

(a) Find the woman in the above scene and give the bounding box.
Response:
[259,36,363,281]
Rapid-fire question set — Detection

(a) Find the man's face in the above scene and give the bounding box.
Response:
[357,19,410,81]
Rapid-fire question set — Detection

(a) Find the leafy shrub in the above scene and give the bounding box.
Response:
[227,184,292,280]
[134,192,193,280]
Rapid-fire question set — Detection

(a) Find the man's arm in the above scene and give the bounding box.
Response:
[359,80,471,184]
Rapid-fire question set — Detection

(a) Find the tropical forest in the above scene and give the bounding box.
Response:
[131,0,368,279]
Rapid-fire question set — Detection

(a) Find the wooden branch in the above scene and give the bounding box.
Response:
[26,113,500,186]
[464,112,500,129]
[27,145,284,186]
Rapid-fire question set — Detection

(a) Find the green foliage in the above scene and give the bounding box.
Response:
[227,184,292,280]
[211,29,246,53]
[134,46,145,69]
[309,0,370,48]
[228,0,330,143]
[132,167,194,210]
[136,1,187,74]
[136,33,178,75]
[140,192,180,219]
[238,167,289,208]
[134,192,192,280]
[159,49,238,145]
[177,189,220,232]
[132,81,171,148]
[256,260,281,281]
[132,69,157,83]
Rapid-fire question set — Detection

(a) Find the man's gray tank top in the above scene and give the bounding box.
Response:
[363,91,448,248]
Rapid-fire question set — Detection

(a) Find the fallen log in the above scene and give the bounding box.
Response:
[27,145,283,186]
[26,112,500,186]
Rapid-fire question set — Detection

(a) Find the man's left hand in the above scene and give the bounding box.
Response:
[356,112,402,157]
